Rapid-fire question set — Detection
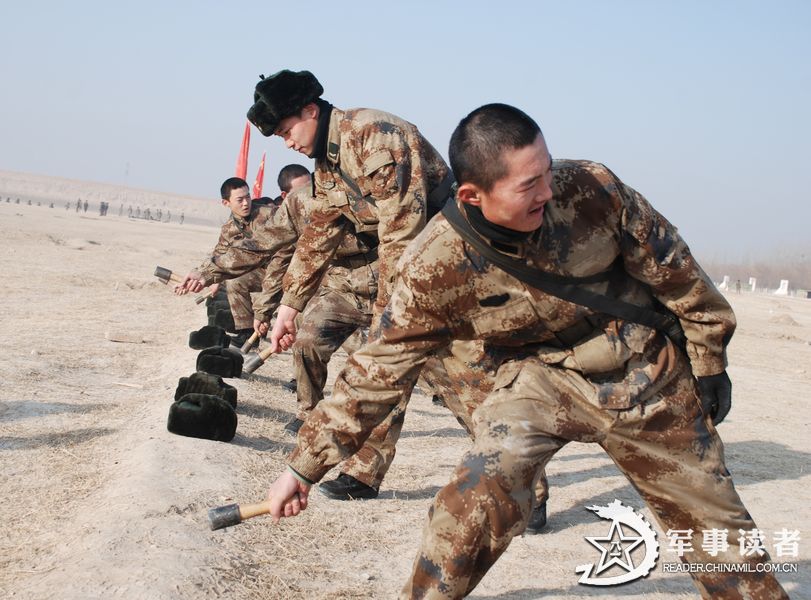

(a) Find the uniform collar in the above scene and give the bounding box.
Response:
[231,206,258,229]
[325,107,344,166]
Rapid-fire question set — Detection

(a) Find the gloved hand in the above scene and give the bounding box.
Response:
[696,371,732,425]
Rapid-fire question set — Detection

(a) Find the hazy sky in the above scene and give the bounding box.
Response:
[1,1,808,259]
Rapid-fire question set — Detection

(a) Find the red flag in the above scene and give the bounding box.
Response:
[235,121,250,179]
[253,152,266,199]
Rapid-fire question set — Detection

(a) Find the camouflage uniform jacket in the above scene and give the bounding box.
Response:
[197,204,278,284]
[287,159,736,483]
[280,107,450,314]
[198,186,375,322]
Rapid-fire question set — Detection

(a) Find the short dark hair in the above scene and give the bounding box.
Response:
[220,177,249,200]
[449,103,542,191]
[277,164,311,193]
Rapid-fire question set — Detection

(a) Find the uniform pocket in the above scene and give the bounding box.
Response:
[325,188,349,208]
[472,296,538,337]
[572,329,634,375]
[492,360,523,391]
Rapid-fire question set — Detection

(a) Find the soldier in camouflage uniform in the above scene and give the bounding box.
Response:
[264,104,788,599]
[249,185,380,439]
[176,170,310,345]
[246,69,455,501]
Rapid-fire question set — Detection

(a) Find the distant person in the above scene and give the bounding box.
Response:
[83,200,88,213]
[166,210,171,223]
[735,279,742,294]
[65,201,70,211]
[179,211,184,225]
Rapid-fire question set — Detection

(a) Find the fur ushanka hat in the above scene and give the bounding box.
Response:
[247,69,324,136]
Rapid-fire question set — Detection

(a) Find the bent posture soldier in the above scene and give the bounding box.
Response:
[177,170,310,345]
[247,185,380,438]
[264,104,788,599]
[246,68,454,500]
[247,70,550,521]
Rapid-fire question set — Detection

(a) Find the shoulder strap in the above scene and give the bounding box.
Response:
[441,201,686,348]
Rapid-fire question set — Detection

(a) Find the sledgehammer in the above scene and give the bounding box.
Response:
[239,331,260,354]
[208,500,272,530]
[154,266,183,285]
[242,345,275,374]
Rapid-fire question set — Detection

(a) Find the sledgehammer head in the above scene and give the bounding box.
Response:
[208,500,273,530]
[154,266,182,285]
[242,346,275,375]
[208,503,241,530]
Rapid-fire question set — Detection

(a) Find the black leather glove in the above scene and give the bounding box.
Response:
[696,371,732,425]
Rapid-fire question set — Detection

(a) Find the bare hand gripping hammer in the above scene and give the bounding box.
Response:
[208,500,272,530]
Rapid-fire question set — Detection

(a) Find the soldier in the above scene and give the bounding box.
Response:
[175,176,283,347]
[83,199,88,213]
[253,164,309,209]
[246,68,453,500]
[263,104,789,599]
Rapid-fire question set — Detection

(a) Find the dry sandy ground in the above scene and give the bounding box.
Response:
[1,198,809,599]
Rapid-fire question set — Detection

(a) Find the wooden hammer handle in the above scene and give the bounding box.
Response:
[194,288,215,304]
[238,500,273,521]
[240,331,260,353]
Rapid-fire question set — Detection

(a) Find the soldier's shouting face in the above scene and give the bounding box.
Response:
[222,185,253,218]
[458,134,554,233]
[275,103,319,157]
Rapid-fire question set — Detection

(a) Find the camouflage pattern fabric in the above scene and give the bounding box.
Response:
[225,267,266,330]
[280,107,450,320]
[285,160,786,598]
[293,259,377,420]
[403,355,787,599]
[197,204,279,285]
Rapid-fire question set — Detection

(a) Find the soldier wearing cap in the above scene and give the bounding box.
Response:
[246,69,457,501]
[262,103,788,599]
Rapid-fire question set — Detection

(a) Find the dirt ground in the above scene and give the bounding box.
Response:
[1,198,809,599]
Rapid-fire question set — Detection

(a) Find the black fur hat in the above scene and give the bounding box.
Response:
[188,325,230,350]
[247,70,323,136]
[167,393,237,442]
[196,346,244,378]
[175,372,237,408]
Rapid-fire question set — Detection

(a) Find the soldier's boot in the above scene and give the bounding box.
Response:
[318,473,379,500]
[524,501,547,534]
[283,417,304,436]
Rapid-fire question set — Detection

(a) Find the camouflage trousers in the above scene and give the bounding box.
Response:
[225,267,266,330]
[402,353,788,599]
[294,259,377,419]
[340,340,549,503]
